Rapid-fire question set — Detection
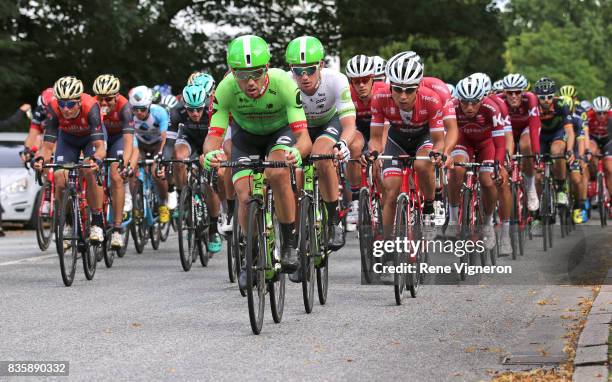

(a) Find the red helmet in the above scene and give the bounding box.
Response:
[38,88,55,107]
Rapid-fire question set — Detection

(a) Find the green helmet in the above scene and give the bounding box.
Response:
[227,35,270,69]
[560,85,577,98]
[285,36,325,65]
[182,84,207,108]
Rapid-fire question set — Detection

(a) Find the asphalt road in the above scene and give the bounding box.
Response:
[0,219,610,381]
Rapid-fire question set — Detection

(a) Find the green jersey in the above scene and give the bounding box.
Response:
[209,68,308,137]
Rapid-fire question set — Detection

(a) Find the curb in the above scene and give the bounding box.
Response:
[572,270,611,382]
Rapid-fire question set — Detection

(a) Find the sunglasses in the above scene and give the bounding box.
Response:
[596,111,608,116]
[132,106,149,112]
[505,90,523,96]
[99,95,116,102]
[58,100,79,109]
[186,106,205,113]
[460,99,482,106]
[291,65,318,77]
[537,94,554,100]
[391,85,417,94]
[233,67,267,81]
[350,77,372,85]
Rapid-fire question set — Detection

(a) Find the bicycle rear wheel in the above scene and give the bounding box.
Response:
[131,182,147,254]
[177,186,194,271]
[299,196,315,313]
[358,188,375,284]
[598,174,606,227]
[102,227,114,268]
[315,196,329,306]
[269,209,285,323]
[56,191,78,287]
[35,185,54,251]
[198,201,209,267]
[231,202,246,296]
[393,194,408,304]
[149,194,161,250]
[245,201,265,334]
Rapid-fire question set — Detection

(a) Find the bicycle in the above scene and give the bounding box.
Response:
[377,155,430,304]
[162,158,213,271]
[508,154,533,259]
[594,154,611,227]
[220,156,295,335]
[537,153,566,251]
[100,158,132,268]
[454,161,499,281]
[131,153,162,254]
[32,160,56,251]
[42,161,99,286]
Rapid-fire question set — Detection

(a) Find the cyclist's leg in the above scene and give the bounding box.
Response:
[221,137,236,230]
[603,140,612,196]
[108,134,125,230]
[475,144,498,250]
[448,144,469,237]
[347,129,366,228]
[173,138,191,189]
[310,121,341,223]
[82,137,105,240]
[570,138,585,222]
[381,138,405,240]
[53,132,82,201]
[518,128,538,211]
[549,130,568,202]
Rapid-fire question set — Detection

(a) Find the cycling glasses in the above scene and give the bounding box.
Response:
[132,106,149,112]
[596,111,608,116]
[537,94,554,101]
[391,85,418,94]
[186,106,205,113]
[58,100,79,109]
[460,99,482,106]
[350,76,373,85]
[505,90,523,96]
[233,67,267,81]
[291,65,318,77]
[99,95,117,102]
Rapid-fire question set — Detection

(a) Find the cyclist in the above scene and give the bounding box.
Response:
[492,80,504,94]
[447,76,509,253]
[286,35,355,248]
[587,96,612,200]
[34,76,107,243]
[92,74,134,248]
[159,94,179,113]
[345,54,387,231]
[560,85,578,107]
[202,35,311,289]
[499,73,541,231]
[162,81,224,254]
[533,77,575,213]
[23,88,54,156]
[366,52,445,241]
[128,85,171,224]
[371,55,386,82]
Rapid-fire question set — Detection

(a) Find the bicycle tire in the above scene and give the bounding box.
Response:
[160,221,170,242]
[458,187,471,281]
[130,182,146,254]
[269,209,285,323]
[245,200,265,334]
[177,186,193,271]
[315,196,329,306]
[116,226,130,258]
[393,194,408,305]
[197,200,209,267]
[149,191,161,250]
[598,174,606,227]
[408,196,423,298]
[231,202,246,296]
[358,188,375,284]
[35,186,53,251]
[81,206,97,281]
[299,196,315,313]
[510,183,520,260]
[56,190,78,287]
[102,228,114,268]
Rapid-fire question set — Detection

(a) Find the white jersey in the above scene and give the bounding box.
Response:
[289,68,356,128]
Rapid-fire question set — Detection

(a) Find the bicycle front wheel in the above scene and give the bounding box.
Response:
[598,174,606,227]
[56,191,78,286]
[81,206,97,281]
[131,182,147,254]
[358,188,375,284]
[245,201,265,334]
[393,194,409,305]
[177,186,194,271]
[35,185,54,251]
[299,196,315,313]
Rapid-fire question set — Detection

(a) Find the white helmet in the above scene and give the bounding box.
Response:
[385,52,423,86]
[446,83,455,96]
[471,72,491,93]
[371,56,386,77]
[580,100,592,112]
[129,86,153,107]
[492,80,504,92]
[160,94,178,110]
[345,55,374,78]
[592,96,610,112]
[502,73,528,91]
[456,76,486,101]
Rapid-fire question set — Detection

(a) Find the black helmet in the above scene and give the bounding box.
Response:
[534,77,557,95]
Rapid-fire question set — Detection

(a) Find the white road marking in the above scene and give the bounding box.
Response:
[0,254,56,266]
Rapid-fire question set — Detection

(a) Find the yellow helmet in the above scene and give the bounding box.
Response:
[93,74,120,96]
[53,76,83,100]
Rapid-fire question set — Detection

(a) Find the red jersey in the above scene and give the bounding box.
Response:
[350,81,386,130]
[371,84,444,138]
[487,94,512,134]
[43,93,104,143]
[95,94,133,136]
[454,97,506,163]
[420,77,455,120]
[586,109,612,138]
[499,91,541,154]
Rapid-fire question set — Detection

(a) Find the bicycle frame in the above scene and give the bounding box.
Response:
[137,159,158,228]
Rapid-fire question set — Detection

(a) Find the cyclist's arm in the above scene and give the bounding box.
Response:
[427,96,445,154]
[162,108,180,161]
[87,103,106,161]
[492,115,506,164]
[336,75,357,144]
[40,107,59,162]
[526,93,541,155]
[205,81,231,151]
[294,129,312,159]
[368,95,385,154]
[119,102,134,163]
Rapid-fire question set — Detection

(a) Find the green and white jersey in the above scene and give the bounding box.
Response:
[289,68,356,128]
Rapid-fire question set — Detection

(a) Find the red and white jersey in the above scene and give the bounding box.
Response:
[350,81,386,129]
[44,93,104,142]
[499,91,541,154]
[371,84,444,136]
[487,93,512,133]
[420,77,455,120]
[586,109,612,138]
[454,97,506,162]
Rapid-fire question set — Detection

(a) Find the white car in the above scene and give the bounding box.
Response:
[0,133,40,227]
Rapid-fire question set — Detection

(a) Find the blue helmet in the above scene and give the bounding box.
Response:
[182,85,207,108]
[188,73,215,95]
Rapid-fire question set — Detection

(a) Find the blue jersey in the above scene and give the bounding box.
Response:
[133,104,169,145]
[571,113,587,139]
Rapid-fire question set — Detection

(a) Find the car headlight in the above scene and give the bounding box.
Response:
[4,177,28,194]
